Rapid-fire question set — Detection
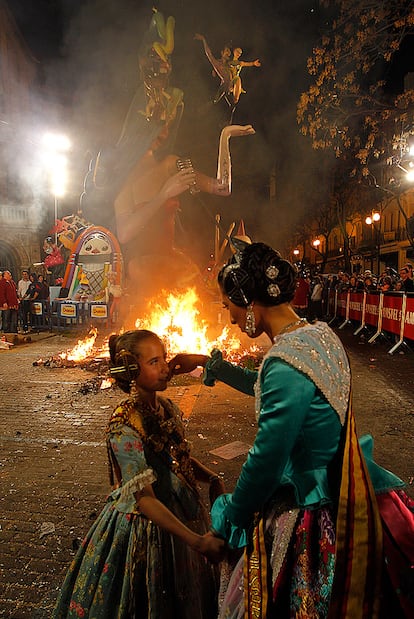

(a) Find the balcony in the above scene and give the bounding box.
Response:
[0,204,30,224]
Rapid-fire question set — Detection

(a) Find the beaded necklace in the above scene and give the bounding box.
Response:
[106,396,196,488]
[277,317,308,336]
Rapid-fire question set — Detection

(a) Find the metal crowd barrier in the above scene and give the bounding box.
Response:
[50,300,109,330]
[326,289,414,354]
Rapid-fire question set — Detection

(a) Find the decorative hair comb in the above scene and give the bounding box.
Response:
[109,364,139,376]
[265,264,280,298]
[110,349,139,379]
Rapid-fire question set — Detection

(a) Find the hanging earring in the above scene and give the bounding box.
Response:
[130,379,138,400]
[245,303,256,336]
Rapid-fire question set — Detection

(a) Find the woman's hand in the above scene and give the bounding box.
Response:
[168,353,209,379]
[195,531,226,564]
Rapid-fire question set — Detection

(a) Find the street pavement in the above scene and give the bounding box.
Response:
[0,327,413,618]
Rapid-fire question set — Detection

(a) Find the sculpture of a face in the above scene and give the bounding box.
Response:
[79,233,111,258]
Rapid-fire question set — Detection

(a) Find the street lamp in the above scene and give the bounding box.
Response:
[42,132,71,243]
[365,211,381,273]
[312,238,321,249]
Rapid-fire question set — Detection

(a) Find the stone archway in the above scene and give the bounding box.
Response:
[0,240,21,281]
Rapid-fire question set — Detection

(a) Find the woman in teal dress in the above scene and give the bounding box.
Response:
[169,241,414,618]
[53,329,225,619]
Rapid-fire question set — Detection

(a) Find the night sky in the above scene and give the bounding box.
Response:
[8,0,324,255]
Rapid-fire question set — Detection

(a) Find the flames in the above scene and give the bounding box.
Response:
[58,328,100,362]
[135,288,243,357]
[38,288,259,368]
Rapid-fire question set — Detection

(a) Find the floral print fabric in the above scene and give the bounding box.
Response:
[218,507,336,619]
[53,399,218,619]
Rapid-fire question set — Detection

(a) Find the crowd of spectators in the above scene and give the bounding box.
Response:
[329,262,414,294]
[293,262,414,321]
[0,269,50,334]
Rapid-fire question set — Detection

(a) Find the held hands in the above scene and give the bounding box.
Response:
[168,353,209,379]
[196,531,226,564]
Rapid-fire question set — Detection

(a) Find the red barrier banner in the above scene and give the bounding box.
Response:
[402,295,414,340]
[348,293,363,321]
[364,293,380,328]
[337,293,347,317]
[381,294,403,336]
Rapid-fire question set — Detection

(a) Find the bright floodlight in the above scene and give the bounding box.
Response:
[42,132,70,198]
[312,239,320,247]
[293,249,300,256]
[365,216,372,225]
[42,132,71,152]
[372,212,380,222]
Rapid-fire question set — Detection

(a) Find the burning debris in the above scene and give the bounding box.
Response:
[33,289,264,375]
[33,328,110,370]
[78,376,114,394]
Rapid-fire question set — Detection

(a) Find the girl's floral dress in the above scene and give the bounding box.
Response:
[53,396,218,619]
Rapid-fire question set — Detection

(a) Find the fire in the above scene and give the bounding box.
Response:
[36,289,261,370]
[59,328,99,362]
[135,288,245,357]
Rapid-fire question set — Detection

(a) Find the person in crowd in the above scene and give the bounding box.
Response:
[53,329,225,619]
[399,266,414,292]
[37,274,50,302]
[169,241,413,618]
[291,273,309,318]
[363,274,377,293]
[17,270,31,333]
[337,271,351,293]
[349,273,364,292]
[17,270,30,300]
[21,273,42,331]
[403,262,413,276]
[379,275,394,292]
[0,270,19,333]
[309,274,323,320]
[36,274,51,327]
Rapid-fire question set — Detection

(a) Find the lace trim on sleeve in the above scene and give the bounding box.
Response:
[119,468,157,503]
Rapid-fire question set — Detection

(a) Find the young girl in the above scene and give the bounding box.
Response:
[53,329,225,619]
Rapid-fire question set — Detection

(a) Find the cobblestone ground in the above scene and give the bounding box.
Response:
[0,327,413,617]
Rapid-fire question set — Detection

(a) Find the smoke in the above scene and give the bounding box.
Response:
[10,0,322,259]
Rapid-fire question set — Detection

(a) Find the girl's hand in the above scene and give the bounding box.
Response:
[196,531,226,564]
